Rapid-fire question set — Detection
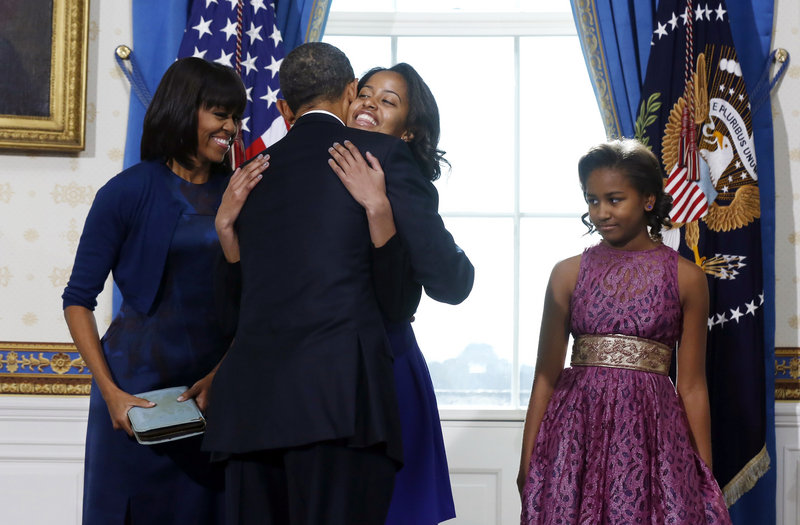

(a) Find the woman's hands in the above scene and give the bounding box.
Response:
[64,305,155,437]
[178,365,219,412]
[328,140,396,247]
[216,154,270,262]
[102,387,156,437]
[328,140,388,211]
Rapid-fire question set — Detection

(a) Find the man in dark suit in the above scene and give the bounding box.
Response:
[204,42,473,525]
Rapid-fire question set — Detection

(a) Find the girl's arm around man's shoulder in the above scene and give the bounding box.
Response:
[380,139,474,305]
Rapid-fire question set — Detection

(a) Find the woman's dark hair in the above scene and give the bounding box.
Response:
[358,63,449,181]
[141,57,246,172]
[577,138,672,240]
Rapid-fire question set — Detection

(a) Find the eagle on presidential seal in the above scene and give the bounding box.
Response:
[638,42,758,280]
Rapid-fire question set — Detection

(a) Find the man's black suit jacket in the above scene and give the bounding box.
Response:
[204,113,473,464]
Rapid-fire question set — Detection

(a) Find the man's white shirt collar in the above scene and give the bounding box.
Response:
[301,109,345,126]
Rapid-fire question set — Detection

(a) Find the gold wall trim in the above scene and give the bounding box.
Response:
[0,342,90,396]
[0,0,89,151]
[775,347,800,401]
[3,342,796,398]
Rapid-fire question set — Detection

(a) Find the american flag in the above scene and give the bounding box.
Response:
[177,0,288,161]
[664,104,707,225]
[665,164,709,224]
[663,4,708,225]
[637,0,767,505]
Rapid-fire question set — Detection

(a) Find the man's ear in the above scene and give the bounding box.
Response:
[345,78,358,105]
[335,79,359,122]
[276,99,296,126]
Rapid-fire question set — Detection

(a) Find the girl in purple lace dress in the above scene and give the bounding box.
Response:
[518,139,731,524]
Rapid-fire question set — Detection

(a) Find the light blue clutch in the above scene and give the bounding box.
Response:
[128,386,206,445]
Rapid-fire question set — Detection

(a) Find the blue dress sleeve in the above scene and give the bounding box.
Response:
[383,140,475,305]
[62,177,134,310]
[372,233,422,322]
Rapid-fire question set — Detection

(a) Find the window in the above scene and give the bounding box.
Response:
[324,1,606,412]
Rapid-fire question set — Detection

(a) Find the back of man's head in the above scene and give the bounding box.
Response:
[279,42,355,114]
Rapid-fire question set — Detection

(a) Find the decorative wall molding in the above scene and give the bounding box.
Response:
[776,347,800,401]
[0,342,90,395]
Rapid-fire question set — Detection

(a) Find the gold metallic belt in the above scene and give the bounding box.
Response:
[570,334,673,376]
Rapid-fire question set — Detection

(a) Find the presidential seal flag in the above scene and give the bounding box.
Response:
[177,0,289,161]
[635,0,767,506]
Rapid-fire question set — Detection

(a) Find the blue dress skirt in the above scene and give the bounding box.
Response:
[384,320,456,524]
[81,173,228,524]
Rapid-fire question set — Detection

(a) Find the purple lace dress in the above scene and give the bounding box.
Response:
[521,243,731,524]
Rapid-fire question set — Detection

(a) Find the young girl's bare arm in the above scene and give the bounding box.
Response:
[517,255,579,495]
[676,258,713,468]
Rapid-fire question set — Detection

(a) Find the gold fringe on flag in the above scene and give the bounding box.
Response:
[722,444,770,507]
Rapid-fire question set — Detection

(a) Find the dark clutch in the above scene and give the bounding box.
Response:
[128,386,206,445]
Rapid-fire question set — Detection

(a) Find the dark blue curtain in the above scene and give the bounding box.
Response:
[726,2,776,523]
[276,0,332,49]
[571,1,776,522]
[570,0,656,139]
[113,0,189,314]
[121,1,190,170]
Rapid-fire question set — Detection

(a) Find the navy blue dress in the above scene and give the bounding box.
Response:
[79,170,228,524]
[373,236,459,524]
[384,321,456,525]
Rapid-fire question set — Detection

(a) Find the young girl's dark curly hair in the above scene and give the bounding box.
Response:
[577,138,673,240]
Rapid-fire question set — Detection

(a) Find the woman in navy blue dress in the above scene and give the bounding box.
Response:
[328,63,473,524]
[62,57,268,525]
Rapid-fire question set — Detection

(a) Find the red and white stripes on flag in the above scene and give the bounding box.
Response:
[665,163,709,223]
[664,3,709,225]
[177,0,289,165]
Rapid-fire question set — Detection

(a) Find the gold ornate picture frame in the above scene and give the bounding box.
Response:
[0,341,90,395]
[0,0,89,151]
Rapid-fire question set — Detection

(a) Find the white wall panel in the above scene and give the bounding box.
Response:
[0,396,88,525]
[443,420,522,524]
[1,399,798,524]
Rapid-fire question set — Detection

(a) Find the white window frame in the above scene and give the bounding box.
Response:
[325,10,584,421]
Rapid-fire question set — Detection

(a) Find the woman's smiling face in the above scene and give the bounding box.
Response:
[347,71,411,140]
[193,105,238,167]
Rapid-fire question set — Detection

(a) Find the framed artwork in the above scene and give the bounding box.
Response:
[0,0,89,151]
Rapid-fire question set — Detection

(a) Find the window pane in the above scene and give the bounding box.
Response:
[332,0,572,12]
[517,217,596,406]
[330,0,395,12]
[412,217,514,407]
[397,37,516,214]
[321,36,392,79]
[519,36,606,215]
